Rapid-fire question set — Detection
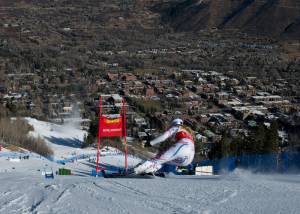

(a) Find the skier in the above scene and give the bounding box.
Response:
[134,118,195,174]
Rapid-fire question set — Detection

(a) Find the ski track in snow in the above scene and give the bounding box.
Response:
[1,172,300,214]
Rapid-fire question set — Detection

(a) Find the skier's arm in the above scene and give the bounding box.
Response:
[150,127,178,146]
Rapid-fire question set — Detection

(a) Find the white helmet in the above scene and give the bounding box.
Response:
[171,118,183,126]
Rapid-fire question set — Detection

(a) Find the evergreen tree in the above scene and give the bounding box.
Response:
[252,124,265,154]
[264,121,279,153]
[194,140,205,161]
[208,133,231,159]
[220,134,231,157]
[83,118,98,147]
[208,142,222,160]
[230,137,243,156]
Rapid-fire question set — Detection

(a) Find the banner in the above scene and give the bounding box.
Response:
[99,116,123,137]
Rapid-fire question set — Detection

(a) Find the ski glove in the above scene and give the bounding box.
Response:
[144,141,152,148]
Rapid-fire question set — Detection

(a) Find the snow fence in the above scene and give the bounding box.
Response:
[199,151,300,174]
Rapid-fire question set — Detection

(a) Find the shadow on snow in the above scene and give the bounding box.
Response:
[45,136,82,148]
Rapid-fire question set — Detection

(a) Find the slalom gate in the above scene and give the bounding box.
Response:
[95,96,128,176]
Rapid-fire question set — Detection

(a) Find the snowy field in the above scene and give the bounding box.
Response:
[26,117,90,161]
[0,170,300,214]
[0,118,300,214]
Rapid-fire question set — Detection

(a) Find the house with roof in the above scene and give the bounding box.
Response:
[232,105,268,120]
[120,73,137,81]
[106,72,119,81]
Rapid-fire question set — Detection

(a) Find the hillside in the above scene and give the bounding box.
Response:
[2,0,299,41]
[0,0,299,121]
[156,0,300,39]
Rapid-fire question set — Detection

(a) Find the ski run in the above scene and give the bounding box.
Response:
[0,118,299,214]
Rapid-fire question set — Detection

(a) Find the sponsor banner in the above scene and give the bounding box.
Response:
[99,116,123,137]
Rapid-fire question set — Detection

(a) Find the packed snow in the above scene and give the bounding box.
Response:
[0,118,300,214]
[26,117,89,161]
[0,168,300,214]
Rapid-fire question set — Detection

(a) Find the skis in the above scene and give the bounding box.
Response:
[102,170,155,179]
[103,173,155,179]
[101,169,221,179]
[102,172,221,180]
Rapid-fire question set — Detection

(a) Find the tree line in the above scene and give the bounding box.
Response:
[0,117,53,157]
[209,121,279,160]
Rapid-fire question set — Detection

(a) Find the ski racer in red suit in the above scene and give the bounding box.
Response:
[134,118,195,174]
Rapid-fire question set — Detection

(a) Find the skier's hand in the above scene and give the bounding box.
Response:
[144,140,152,148]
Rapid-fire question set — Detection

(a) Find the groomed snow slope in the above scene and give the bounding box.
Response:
[0,170,300,214]
[1,118,300,214]
[24,117,141,169]
[26,117,89,161]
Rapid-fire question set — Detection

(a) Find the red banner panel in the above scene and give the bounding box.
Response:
[99,116,123,137]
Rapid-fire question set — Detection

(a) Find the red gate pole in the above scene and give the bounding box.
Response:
[122,98,128,172]
[95,96,103,176]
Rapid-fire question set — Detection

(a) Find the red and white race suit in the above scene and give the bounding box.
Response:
[134,126,195,174]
